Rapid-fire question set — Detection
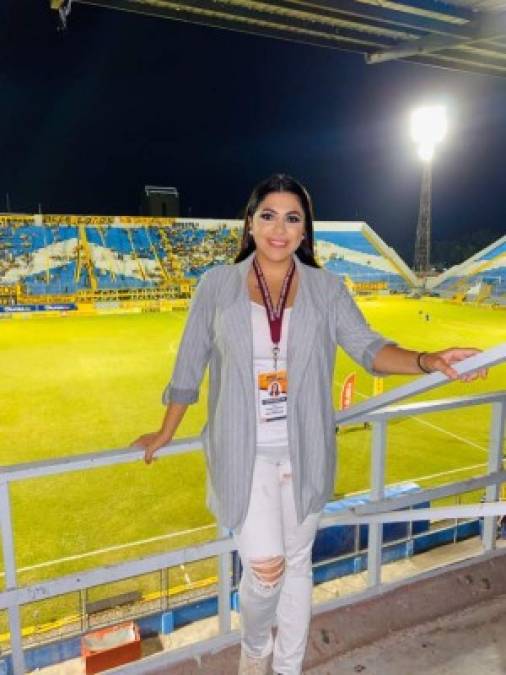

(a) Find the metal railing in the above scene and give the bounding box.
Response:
[0,344,505,674]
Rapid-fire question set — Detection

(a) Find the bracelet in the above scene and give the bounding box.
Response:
[417,351,432,374]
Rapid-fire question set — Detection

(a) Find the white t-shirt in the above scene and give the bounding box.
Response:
[251,301,291,448]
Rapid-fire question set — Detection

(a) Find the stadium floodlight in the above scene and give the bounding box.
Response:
[410,105,447,276]
[410,106,447,162]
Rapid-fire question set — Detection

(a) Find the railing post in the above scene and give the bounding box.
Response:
[0,481,26,674]
[482,400,506,551]
[367,420,386,587]
[217,524,231,635]
[161,567,169,611]
[80,589,88,632]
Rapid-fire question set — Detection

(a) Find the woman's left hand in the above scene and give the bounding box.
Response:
[422,348,488,381]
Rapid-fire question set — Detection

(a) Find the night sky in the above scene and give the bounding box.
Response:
[2,1,505,261]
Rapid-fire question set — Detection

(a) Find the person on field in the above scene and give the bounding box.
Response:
[133,174,486,675]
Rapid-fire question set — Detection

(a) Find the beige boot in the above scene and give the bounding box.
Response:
[238,650,272,675]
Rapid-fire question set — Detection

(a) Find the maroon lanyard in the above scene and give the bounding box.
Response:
[253,257,295,369]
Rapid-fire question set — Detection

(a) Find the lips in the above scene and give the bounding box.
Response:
[268,239,288,247]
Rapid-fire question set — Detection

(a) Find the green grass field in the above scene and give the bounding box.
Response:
[0,297,504,636]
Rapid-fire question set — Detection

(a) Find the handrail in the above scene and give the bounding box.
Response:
[342,469,506,515]
[0,536,235,611]
[346,391,505,423]
[335,343,505,425]
[0,438,203,483]
[321,501,506,525]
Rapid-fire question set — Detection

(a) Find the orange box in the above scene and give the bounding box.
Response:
[81,621,141,674]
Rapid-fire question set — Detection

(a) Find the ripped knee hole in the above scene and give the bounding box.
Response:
[250,556,285,584]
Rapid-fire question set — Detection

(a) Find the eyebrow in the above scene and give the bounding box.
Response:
[260,207,303,215]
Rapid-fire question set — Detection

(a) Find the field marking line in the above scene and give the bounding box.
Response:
[403,462,488,484]
[7,523,216,576]
[341,381,489,453]
[409,416,488,453]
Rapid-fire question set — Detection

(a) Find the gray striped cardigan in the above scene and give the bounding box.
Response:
[163,252,392,529]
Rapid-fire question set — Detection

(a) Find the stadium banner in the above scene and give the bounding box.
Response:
[0,303,77,313]
[340,373,356,410]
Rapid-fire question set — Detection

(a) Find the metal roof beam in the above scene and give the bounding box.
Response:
[351,0,474,23]
[367,8,506,63]
[459,44,506,65]
[169,0,421,39]
[77,0,393,49]
[78,0,420,40]
[79,0,425,45]
[293,0,474,37]
[406,51,506,76]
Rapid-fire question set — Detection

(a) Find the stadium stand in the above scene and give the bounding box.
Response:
[428,235,506,303]
[315,223,417,292]
[0,215,418,307]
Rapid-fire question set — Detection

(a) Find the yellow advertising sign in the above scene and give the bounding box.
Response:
[373,377,384,396]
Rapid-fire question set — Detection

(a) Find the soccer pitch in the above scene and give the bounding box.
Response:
[0,297,504,615]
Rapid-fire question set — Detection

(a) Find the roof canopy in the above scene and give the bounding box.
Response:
[57,0,506,77]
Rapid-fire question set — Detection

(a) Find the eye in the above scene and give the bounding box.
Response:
[259,212,273,221]
[286,214,302,225]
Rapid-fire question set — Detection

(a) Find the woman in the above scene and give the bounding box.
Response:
[133,174,486,675]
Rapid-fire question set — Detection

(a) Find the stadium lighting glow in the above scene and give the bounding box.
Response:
[410,106,447,162]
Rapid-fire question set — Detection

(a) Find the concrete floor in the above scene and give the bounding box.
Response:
[305,594,506,675]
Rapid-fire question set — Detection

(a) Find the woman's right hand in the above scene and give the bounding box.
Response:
[131,431,171,465]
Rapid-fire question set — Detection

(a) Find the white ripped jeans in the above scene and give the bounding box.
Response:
[234,452,321,675]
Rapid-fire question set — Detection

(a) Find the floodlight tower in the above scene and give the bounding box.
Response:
[410,106,447,276]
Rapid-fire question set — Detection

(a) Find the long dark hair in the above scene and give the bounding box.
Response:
[234,174,319,268]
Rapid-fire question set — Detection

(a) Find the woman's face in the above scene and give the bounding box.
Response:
[249,191,305,265]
